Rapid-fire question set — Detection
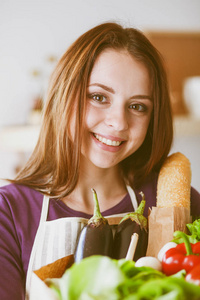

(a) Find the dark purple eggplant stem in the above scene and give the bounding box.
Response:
[88,189,108,227]
[119,191,147,231]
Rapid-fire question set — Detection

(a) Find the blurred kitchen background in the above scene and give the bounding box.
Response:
[0,0,200,191]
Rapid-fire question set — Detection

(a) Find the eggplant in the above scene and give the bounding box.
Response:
[74,188,113,263]
[112,192,148,261]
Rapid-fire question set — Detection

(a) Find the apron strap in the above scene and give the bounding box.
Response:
[126,185,138,211]
[26,194,50,297]
[39,195,50,223]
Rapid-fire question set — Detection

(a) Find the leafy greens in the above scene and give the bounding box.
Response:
[46,255,200,300]
[172,218,200,244]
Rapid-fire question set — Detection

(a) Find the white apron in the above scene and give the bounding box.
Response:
[26,185,138,299]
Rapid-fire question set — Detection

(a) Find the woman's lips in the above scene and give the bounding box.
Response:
[92,133,126,152]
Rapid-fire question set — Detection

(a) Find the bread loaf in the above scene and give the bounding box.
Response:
[156,152,191,210]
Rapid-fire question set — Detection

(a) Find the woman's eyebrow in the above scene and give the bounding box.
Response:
[88,83,115,93]
[130,95,152,101]
[88,83,152,101]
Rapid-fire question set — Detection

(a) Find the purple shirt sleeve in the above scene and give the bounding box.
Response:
[0,184,42,300]
[0,191,25,300]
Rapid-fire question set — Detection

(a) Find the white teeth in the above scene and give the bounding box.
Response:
[94,134,122,146]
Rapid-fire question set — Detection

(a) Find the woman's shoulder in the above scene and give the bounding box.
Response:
[0,182,42,201]
[191,186,200,198]
[0,183,43,216]
[0,183,43,253]
[191,186,200,217]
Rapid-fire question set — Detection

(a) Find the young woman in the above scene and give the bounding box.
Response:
[0,22,199,300]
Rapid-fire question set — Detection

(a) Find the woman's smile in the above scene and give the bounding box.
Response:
[91,133,126,152]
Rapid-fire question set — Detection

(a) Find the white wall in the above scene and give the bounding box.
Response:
[170,134,200,192]
[0,0,200,190]
[1,0,200,126]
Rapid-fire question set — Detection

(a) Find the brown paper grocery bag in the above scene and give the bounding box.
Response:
[146,206,191,258]
[34,254,74,281]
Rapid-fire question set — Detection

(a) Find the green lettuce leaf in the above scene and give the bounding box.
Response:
[172,218,200,244]
[122,277,200,300]
[47,255,125,300]
[186,219,200,242]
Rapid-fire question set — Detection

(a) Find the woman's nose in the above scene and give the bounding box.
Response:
[105,106,129,131]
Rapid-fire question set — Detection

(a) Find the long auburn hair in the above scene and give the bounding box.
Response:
[12,22,173,197]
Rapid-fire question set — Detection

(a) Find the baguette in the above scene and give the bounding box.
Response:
[156,152,191,210]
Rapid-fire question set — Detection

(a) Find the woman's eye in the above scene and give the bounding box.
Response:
[129,103,147,112]
[88,94,107,103]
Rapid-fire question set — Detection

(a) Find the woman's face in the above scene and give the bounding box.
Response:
[81,49,153,169]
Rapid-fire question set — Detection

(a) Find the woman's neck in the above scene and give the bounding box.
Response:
[61,162,128,214]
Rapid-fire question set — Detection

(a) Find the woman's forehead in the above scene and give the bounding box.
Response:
[88,49,151,96]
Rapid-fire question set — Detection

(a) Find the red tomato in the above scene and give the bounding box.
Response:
[183,255,200,273]
[162,247,185,276]
[185,264,200,286]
